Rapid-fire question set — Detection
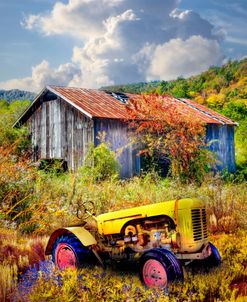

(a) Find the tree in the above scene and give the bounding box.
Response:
[127,94,212,183]
[0,99,31,156]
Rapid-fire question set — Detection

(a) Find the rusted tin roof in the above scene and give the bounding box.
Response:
[48,86,131,119]
[168,97,237,125]
[49,86,237,125]
[14,85,237,126]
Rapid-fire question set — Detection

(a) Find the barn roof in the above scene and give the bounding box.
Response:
[14,85,237,126]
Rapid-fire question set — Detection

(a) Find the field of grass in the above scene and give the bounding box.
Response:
[0,171,246,301]
[0,227,246,301]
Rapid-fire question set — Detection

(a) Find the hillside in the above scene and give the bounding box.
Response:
[101,59,247,111]
[101,81,160,94]
[0,89,35,103]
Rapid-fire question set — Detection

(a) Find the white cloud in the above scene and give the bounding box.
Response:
[22,0,125,40]
[144,36,224,81]
[1,0,225,91]
[0,60,80,92]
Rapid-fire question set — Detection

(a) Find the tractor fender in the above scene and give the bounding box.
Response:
[45,227,97,255]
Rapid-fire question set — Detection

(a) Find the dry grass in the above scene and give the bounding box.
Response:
[0,162,246,301]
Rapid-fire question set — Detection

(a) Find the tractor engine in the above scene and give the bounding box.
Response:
[100,216,181,260]
[124,216,179,249]
[96,198,210,258]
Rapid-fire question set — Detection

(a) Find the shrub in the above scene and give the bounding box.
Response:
[80,141,120,182]
[127,94,213,184]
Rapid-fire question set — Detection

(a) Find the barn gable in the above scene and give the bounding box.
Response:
[14,85,237,177]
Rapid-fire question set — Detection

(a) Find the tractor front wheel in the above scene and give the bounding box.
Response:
[205,242,221,268]
[140,249,183,288]
[52,233,91,270]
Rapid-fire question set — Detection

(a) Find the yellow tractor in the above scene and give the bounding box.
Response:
[45,198,221,288]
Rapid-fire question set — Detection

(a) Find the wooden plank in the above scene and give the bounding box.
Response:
[40,101,46,158]
[94,119,138,178]
[46,101,50,158]
[206,124,236,172]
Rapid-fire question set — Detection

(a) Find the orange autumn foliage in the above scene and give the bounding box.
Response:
[126,94,209,181]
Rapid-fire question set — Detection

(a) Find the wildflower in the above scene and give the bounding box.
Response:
[163,286,169,296]
[122,284,128,293]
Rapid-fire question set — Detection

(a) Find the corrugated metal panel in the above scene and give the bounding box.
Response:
[48,86,236,125]
[155,96,237,125]
[15,85,237,126]
[48,86,130,119]
[179,98,237,125]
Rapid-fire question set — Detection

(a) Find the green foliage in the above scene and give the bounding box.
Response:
[0,99,31,155]
[222,101,247,122]
[101,81,160,94]
[157,78,190,98]
[80,141,120,182]
[175,148,215,185]
[38,159,67,176]
[0,155,36,231]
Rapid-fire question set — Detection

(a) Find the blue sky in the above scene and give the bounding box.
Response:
[0,0,246,92]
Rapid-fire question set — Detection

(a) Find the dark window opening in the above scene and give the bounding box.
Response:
[105,91,129,104]
[38,159,68,174]
[140,152,171,177]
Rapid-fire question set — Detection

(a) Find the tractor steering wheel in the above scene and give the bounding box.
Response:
[76,200,96,220]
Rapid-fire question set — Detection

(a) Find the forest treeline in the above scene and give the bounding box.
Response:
[0,89,35,103]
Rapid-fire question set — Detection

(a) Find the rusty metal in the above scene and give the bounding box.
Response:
[49,86,131,119]
[15,85,237,126]
[49,86,237,125]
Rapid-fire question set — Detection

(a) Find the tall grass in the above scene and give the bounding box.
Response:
[0,263,18,302]
[0,230,243,301]
[0,152,246,301]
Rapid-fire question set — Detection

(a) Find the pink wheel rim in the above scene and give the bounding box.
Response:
[143,259,167,288]
[55,243,77,270]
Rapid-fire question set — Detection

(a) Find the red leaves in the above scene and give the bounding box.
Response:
[126,94,206,178]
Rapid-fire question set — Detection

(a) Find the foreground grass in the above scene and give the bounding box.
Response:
[0,171,246,301]
[0,228,246,301]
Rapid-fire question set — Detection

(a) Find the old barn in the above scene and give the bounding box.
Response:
[14,86,237,177]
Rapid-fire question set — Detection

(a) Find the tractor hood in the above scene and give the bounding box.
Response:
[96,198,204,236]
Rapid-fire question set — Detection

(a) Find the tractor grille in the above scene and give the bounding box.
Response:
[191,208,208,241]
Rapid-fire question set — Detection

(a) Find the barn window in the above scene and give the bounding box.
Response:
[105,91,129,104]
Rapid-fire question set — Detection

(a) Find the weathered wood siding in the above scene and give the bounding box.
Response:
[94,119,140,178]
[26,92,236,177]
[29,97,93,170]
[206,124,236,172]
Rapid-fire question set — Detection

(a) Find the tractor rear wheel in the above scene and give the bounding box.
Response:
[52,233,91,270]
[139,249,183,288]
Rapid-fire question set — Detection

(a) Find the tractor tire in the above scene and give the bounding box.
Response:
[139,248,183,288]
[205,242,221,268]
[52,233,92,270]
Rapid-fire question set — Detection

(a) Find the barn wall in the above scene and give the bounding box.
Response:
[29,96,94,170]
[94,118,140,178]
[206,124,236,172]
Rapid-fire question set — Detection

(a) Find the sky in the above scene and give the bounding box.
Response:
[0,0,246,92]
